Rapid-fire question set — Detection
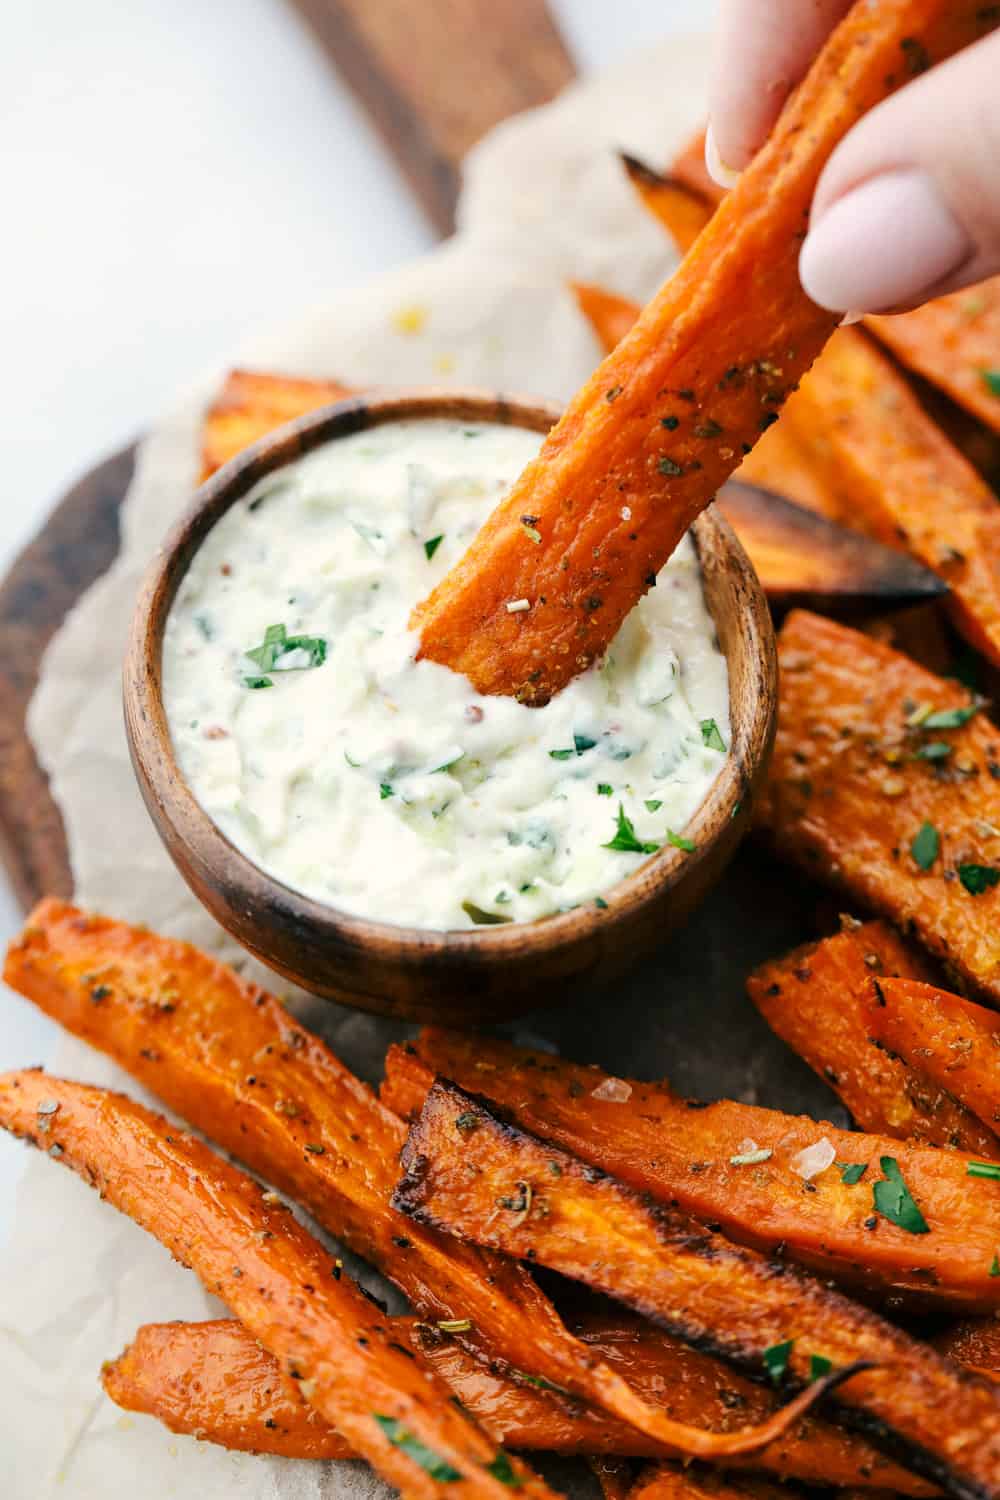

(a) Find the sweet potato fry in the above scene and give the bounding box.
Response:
[413,3,998,704]
[99,1325,954,1499]
[619,154,712,255]
[574,288,987,641]
[760,611,1000,1004]
[714,482,948,614]
[104,1314,928,1488]
[104,1319,354,1461]
[868,286,1000,437]
[384,1030,1000,1309]
[2,901,843,1459]
[200,369,354,480]
[865,978,1000,1142]
[0,1072,550,1500]
[394,1080,1000,1500]
[776,328,1000,668]
[568,280,843,521]
[569,282,642,353]
[667,134,1000,443]
[746,920,1000,1155]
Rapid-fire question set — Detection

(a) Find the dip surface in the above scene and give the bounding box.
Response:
[164,418,729,929]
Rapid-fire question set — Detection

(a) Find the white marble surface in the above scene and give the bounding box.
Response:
[0,0,714,1236]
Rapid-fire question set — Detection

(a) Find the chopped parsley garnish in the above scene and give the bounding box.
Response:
[423,535,444,560]
[486,1453,523,1488]
[838,1162,867,1185]
[372,1415,460,1481]
[701,718,726,751]
[645,799,663,813]
[517,1372,568,1395]
[379,783,394,800]
[603,804,659,855]
[763,1339,794,1385]
[913,741,952,762]
[910,822,940,871]
[968,1161,1000,1180]
[597,783,613,797]
[454,1112,479,1134]
[809,1354,833,1381]
[244,623,327,681]
[594,896,609,910]
[991,1253,1000,1278]
[982,369,1000,398]
[922,703,980,730]
[551,735,596,760]
[657,456,684,477]
[661,415,679,430]
[666,829,696,852]
[873,1156,929,1234]
[434,750,465,773]
[959,864,1000,896]
[522,523,542,544]
[462,901,511,926]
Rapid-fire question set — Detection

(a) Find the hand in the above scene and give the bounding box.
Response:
[707,0,1000,312]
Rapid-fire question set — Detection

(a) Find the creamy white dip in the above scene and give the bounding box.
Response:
[163,418,730,930]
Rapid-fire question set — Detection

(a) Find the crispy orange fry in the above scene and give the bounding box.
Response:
[394,1079,1000,1500]
[866,978,1000,1143]
[200,369,354,479]
[0,1071,551,1500]
[715,482,948,613]
[103,1313,928,1489]
[619,153,712,254]
[413,3,999,703]
[760,611,1000,1005]
[384,1030,1000,1309]
[575,288,989,645]
[568,280,848,522]
[668,132,1000,443]
[869,287,1000,437]
[4,901,850,1459]
[746,919,1000,1155]
[777,327,1000,668]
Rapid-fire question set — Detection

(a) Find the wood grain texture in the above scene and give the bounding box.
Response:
[286,0,576,232]
[0,446,134,909]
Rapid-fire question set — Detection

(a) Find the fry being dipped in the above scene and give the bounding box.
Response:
[412,1,1000,703]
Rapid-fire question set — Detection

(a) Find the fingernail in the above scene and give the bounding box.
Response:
[839,311,864,326]
[705,123,742,190]
[800,169,970,313]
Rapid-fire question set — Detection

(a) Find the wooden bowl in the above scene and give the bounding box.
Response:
[125,390,777,1023]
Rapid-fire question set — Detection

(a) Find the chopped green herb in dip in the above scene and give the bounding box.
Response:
[163,419,729,929]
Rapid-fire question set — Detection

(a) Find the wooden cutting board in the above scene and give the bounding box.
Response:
[0,1,575,913]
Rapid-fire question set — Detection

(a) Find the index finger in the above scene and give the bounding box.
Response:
[708,0,853,174]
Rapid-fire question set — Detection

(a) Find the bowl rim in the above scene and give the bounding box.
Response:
[124,386,775,966]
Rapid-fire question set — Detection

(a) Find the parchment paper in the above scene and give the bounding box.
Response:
[3,36,844,1500]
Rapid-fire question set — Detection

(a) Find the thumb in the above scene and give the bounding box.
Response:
[799,29,1000,314]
